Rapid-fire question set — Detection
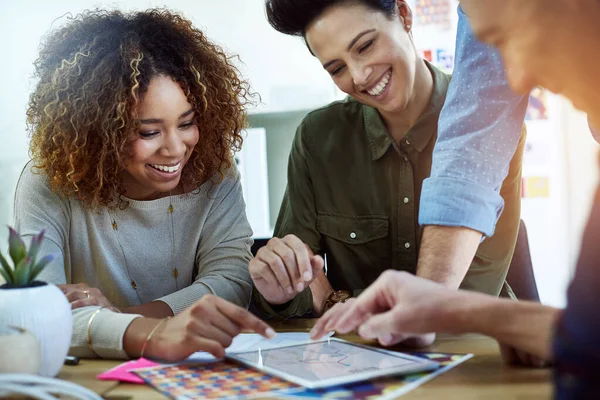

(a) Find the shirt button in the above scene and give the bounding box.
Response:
[350,232,357,239]
[403,197,409,204]
[131,280,137,289]
[404,242,411,249]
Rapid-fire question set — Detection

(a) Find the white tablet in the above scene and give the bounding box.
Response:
[226,338,439,389]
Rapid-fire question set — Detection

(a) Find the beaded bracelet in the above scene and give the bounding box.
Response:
[140,317,171,359]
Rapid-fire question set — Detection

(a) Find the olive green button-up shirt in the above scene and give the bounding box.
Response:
[254,64,525,318]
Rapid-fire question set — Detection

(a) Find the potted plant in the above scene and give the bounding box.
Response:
[0,227,72,377]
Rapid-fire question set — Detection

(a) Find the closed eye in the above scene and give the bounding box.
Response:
[139,131,159,139]
[330,65,346,76]
[180,121,195,129]
[139,121,195,138]
[358,40,374,53]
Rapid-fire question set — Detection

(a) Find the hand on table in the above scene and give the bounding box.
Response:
[144,294,275,362]
[58,283,117,311]
[249,235,324,305]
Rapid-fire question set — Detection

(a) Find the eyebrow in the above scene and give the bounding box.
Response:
[322,29,377,70]
[139,108,194,125]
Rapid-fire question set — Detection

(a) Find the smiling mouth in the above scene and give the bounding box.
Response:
[366,70,392,97]
[148,161,182,173]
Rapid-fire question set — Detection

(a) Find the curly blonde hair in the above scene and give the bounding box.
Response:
[27,8,254,208]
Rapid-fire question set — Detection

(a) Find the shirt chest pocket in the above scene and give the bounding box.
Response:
[315,213,391,278]
[316,213,389,244]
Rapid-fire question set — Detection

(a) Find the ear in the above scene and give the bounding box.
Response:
[396,0,413,31]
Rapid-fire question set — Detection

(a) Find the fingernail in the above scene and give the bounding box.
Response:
[358,325,371,338]
[286,287,293,294]
[338,325,352,334]
[379,334,393,346]
[295,282,304,292]
[303,271,311,281]
[265,328,276,339]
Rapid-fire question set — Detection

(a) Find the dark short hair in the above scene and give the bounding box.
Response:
[265,0,397,37]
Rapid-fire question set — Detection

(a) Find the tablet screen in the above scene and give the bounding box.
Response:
[230,339,433,384]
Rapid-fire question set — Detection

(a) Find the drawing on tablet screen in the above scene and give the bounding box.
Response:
[266,345,351,367]
[236,340,415,381]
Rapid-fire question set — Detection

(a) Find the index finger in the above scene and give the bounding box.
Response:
[216,298,276,339]
[282,235,313,282]
[332,276,393,334]
[310,301,350,339]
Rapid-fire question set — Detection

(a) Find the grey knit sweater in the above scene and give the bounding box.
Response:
[14,162,253,359]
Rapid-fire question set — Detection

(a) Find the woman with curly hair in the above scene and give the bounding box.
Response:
[14,8,274,361]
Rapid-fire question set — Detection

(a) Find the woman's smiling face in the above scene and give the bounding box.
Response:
[121,75,199,200]
[305,0,417,115]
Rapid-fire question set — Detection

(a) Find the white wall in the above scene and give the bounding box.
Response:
[248,110,310,227]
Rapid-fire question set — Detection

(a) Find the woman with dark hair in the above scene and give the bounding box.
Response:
[250,0,525,338]
[15,8,274,361]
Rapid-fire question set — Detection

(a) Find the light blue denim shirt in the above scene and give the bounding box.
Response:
[418,6,527,237]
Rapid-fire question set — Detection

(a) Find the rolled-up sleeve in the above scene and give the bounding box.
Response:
[419,6,528,237]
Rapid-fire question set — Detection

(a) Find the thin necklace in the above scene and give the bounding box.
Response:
[168,191,180,287]
[110,191,179,298]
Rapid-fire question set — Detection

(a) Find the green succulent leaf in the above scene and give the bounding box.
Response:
[8,227,27,266]
[30,254,55,282]
[0,251,14,284]
[13,257,32,286]
[2,227,52,287]
[27,230,45,265]
[0,266,12,285]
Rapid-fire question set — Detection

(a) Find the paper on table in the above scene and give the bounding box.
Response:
[97,357,160,383]
[183,332,334,363]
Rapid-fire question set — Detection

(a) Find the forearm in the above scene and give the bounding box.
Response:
[122,300,174,318]
[122,317,162,358]
[454,294,561,360]
[416,225,482,289]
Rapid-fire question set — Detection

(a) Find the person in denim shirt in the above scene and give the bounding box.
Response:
[313,1,600,397]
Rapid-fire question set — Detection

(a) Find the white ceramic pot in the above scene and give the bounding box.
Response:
[0,325,41,374]
[0,282,72,377]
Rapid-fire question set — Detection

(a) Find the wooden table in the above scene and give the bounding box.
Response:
[58,319,552,399]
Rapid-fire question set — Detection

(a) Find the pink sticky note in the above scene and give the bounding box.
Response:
[97,358,160,384]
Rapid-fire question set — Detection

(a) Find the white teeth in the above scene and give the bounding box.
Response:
[150,162,181,173]
[367,71,391,97]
